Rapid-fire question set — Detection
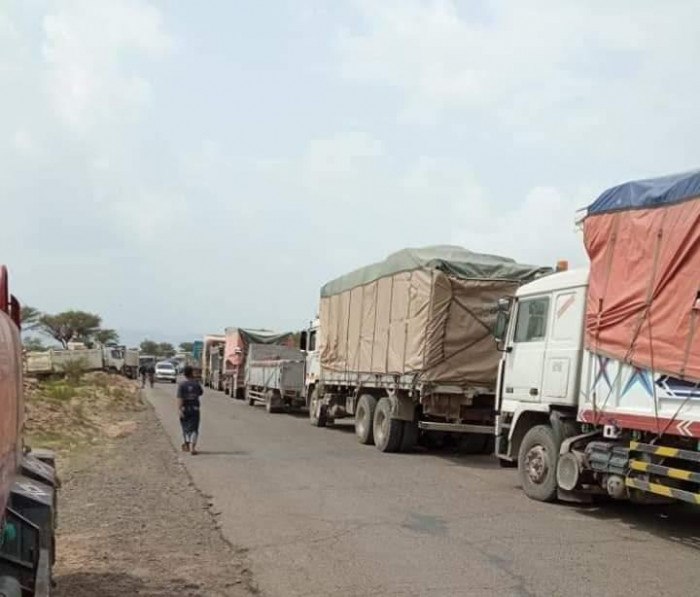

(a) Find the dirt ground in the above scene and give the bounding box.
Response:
[47,383,257,596]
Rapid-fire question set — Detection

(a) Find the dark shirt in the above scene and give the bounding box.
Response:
[177,379,203,408]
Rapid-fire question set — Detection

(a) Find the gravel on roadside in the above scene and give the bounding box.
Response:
[53,395,258,597]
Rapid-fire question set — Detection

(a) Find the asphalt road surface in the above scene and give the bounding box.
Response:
[148,383,700,597]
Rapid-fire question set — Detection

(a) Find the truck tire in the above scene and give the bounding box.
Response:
[355,394,377,445]
[265,390,280,414]
[518,424,559,502]
[309,388,327,427]
[373,397,403,453]
[399,419,419,452]
[246,388,255,406]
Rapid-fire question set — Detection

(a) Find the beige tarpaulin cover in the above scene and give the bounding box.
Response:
[319,246,549,387]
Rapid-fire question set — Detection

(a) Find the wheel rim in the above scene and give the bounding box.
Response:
[310,394,319,419]
[524,445,549,485]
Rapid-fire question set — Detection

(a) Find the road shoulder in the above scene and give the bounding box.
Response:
[54,392,258,596]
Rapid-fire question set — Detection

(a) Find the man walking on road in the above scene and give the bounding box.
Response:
[177,366,203,455]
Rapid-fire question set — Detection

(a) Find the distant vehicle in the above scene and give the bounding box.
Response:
[102,346,140,379]
[154,361,177,384]
[245,344,306,413]
[222,328,295,398]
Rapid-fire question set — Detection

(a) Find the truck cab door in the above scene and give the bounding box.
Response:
[503,296,550,403]
[305,328,320,390]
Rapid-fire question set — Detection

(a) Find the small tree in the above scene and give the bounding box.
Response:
[23,336,47,351]
[179,342,194,354]
[21,306,43,331]
[94,329,120,346]
[140,339,160,355]
[157,342,175,358]
[39,311,102,349]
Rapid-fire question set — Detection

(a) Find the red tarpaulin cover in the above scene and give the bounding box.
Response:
[584,181,700,382]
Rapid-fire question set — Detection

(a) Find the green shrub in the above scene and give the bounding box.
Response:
[44,382,76,402]
[62,358,87,384]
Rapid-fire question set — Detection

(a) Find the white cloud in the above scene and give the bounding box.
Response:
[13,129,36,157]
[452,185,588,267]
[339,0,700,160]
[398,156,588,267]
[110,190,190,244]
[42,0,171,130]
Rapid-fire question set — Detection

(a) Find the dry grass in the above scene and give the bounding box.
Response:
[24,372,144,454]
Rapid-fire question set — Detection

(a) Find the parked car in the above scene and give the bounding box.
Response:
[155,361,177,384]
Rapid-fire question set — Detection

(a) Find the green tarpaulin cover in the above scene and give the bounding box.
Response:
[320,246,551,297]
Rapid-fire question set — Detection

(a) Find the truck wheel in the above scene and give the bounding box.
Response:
[246,389,255,406]
[309,389,327,427]
[518,425,559,502]
[265,390,279,414]
[399,419,419,452]
[355,394,377,445]
[373,397,403,453]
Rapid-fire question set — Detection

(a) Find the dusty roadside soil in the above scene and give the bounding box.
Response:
[52,392,257,596]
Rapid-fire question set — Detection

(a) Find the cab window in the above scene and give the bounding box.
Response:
[514,298,550,342]
[308,330,317,351]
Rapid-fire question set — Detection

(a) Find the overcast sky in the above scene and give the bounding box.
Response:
[2,0,699,346]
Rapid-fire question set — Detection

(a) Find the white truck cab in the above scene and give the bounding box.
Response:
[500,268,587,412]
[494,268,700,505]
[299,318,320,406]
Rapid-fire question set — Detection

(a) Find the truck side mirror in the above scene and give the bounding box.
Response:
[299,331,307,351]
[492,298,512,350]
[493,311,508,342]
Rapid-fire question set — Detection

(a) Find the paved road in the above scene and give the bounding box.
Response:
[148,384,700,597]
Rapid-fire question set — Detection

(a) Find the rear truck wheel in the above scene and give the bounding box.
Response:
[265,390,279,414]
[518,424,560,502]
[373,397,404,453]
[309,389,327,427]
[246,388,255,406]
[355,394,378,445]
[399,419,419,452]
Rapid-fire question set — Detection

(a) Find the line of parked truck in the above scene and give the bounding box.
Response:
[1,169,699,595]
[25,345,141,379]
[200,170,700,508]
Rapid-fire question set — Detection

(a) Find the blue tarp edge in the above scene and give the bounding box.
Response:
[587,169,700,215]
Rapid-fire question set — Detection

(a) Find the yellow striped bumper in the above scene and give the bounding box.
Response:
[626,441,700,506]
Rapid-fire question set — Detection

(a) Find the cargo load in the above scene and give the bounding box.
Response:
[584,170,700,381]
[26,347,105,376]
[223,328,294,398]
[244,344,306,412]
[319,246,550,388]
